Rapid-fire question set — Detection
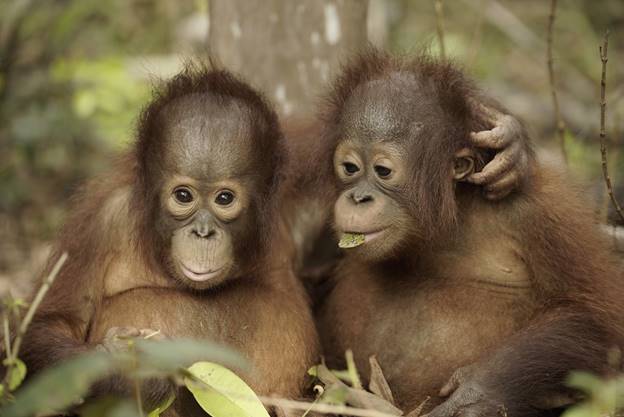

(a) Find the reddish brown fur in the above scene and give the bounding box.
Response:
[19,65,319,415]
[316,49,624,416]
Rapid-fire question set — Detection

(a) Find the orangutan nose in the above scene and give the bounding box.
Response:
[192,210,216,239]
[351,190,374,204]
[192,225,215,239]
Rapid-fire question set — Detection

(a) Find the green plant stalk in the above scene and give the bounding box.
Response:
[345,350,362,390]
[11,253,68,358]
[129,340,145,417]
[1,252,68,398]
[3,314,12,360]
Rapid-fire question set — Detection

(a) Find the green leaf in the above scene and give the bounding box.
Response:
[147,392,175,417]
[6,358,27,391]
[320,384,348,406]
[135,338,245,376]
[566,371,606,397]
[1,351,117,417]
[185,361,270,417]
[79,397,142,417]
[338,233,365,249]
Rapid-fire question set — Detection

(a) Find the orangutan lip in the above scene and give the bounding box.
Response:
[181,264,223,282]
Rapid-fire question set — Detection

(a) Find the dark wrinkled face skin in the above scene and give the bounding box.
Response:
[154,94,264,290]
[332,73,465,261]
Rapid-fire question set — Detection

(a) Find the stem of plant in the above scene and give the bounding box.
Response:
[3,314,12,361]
[11,252,68,358]
[547,0,567,164]
[599,30,624,224]
[1,252,68,399]
[129,341,145,417]
[345,349,363,390]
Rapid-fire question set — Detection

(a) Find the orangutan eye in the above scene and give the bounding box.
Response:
[343,162,360,175]
[374,165,392,178]
[215,190,235,206]
[173,187,194,204]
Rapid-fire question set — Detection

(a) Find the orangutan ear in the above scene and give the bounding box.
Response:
[453,148,476,181]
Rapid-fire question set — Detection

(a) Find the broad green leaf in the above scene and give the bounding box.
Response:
[79,397,142,417]
[6,358,27,391]
[147,392,176,417]
[135,338,245,376]
[1,351,117,417]
[338,233,365,249]
[185,361,270,417]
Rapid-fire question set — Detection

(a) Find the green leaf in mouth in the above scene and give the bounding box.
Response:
[338,233,366,249]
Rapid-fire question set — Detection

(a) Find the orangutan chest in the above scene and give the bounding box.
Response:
[320,271,535,409]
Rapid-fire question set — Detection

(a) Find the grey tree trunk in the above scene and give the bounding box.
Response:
[208,0,369,118]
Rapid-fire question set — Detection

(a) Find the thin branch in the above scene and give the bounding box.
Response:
[599,31,624,224]
[547,0,567,164]
[3,314,12,360]
[10,252,68,359]
[433,0,446,58]
[258,396,400,417]
[300,393,322,417]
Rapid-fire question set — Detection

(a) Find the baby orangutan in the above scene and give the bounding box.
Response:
[317,50,624,417]
[20,66,319,416]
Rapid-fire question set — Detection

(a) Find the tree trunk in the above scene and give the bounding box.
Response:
[208,0,368,118]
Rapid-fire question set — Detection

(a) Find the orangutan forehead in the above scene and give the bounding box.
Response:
[340,72,441,145]
[160,94,256,179]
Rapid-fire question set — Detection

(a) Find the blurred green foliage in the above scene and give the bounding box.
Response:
[389,0,624,195]
[563,371,624,417]
[0,0,199,254]
[1,339,244,416]
[52,57,150,147]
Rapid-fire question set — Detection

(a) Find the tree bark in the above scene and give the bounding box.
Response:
[208,0,368,118]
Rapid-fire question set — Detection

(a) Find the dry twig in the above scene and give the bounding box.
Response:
[598,31,624,224]
[259,396,401,417]
[546,0,567,164]
[433,0,446,58]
